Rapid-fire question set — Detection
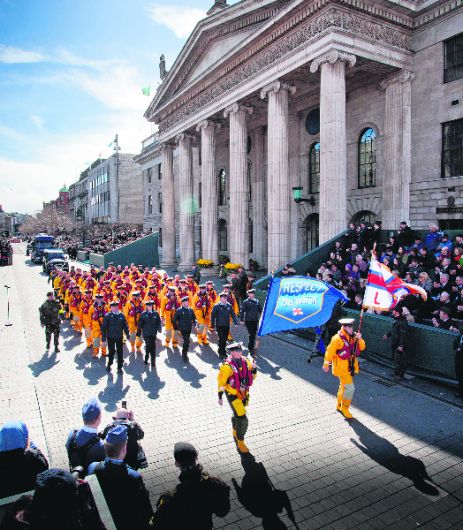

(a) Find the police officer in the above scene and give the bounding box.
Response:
[211,292,238,359]
[101,300,130,374]
[65,398,105,476]
[88,425,153,530]
[240,289,262,357]
[39,291,62,353]
[323,318,365,419]
[173,296,197,363]
[218,343,257,453]
[150,442,230,529]
[382,305,409,380]
[136,300,162,367]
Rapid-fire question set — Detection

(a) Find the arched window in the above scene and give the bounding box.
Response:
[218,219,227,251]
[358,128,376,188]
[218,168,227,206]
[249,219,253,253]
[309,142,320,194]
[351,210,376,225]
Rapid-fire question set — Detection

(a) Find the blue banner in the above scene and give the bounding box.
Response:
[258,276,348,336]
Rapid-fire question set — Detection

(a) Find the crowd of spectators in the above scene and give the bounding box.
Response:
[0,237,13,267]
[57,225,145,259]
[0,398,230,530]
[310,221,463,331]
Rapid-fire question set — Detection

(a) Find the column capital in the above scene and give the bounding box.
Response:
[160,141,175,153]
[175,132,195,144]
[260,80,296,100]
[379,69,415,91]
[309,49,356,74]
[196,119,221,133]
[223,103,253,118]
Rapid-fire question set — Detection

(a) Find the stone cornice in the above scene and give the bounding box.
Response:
[148,2,414,124]
[309,49,356,73]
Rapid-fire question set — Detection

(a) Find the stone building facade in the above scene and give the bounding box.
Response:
[144,0,463,271]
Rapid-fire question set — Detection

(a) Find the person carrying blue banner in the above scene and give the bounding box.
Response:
[322,318,365,419]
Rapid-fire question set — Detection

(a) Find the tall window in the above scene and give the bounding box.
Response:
[159,227,162,247]
[158,192,162,213]
[309,142,320,194]
[218,168,227,206]
[358,128,376,188]
[198,182,202,208]
[249,219,253,253]
[148,195,153,214]
[147,167,152,183]
[157,163,162,180]
[442,119,463,177]
[218,219,227,251]
[444,34,463,83]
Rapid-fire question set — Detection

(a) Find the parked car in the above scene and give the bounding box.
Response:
[42,248,69,273]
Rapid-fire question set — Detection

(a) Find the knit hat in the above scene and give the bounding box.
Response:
[174,441,198,466]
[105,425,128,444]
[82,398,102,422]
[0,420,29,451]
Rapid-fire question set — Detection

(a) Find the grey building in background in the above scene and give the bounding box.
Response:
[69,172,89,223]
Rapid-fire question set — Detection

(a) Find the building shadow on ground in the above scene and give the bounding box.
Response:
[349,420,440,496]
[97,372,130,412]
[232,453,300,530]
[29,350,60,377]
[164,348,206,389]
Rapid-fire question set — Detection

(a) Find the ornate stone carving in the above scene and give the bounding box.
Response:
[260,81,296,100]
[158,6,411,135]
[309,49,356,74]
[196,120,221,133]
[379,69,415,91]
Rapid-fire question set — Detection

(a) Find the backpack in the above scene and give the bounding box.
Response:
[67,429,101,473]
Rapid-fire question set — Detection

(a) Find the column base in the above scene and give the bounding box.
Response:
[199,266,219,278]
[160,260,177,270]
[177,263,195,272]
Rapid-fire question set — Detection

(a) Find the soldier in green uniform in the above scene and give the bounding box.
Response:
[39,291,62,352]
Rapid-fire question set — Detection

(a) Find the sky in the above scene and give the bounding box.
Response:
[0,0,239,213]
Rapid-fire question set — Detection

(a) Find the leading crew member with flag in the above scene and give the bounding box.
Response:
[323,318,365,419]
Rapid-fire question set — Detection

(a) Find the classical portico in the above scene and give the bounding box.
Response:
[144,0,447,271]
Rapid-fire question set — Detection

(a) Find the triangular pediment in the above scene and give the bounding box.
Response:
[146,0,289,117]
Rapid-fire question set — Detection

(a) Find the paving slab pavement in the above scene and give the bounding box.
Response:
[1,244,462,529]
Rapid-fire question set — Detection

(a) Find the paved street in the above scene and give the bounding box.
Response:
[1,244,463,529]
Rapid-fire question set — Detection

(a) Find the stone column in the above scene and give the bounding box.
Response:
[176,133,195,270]
[252,126,266,266]
[160,143,176,267]
[260,81,295,272]
[196,120,220,265]
[310,50,356,244]
[224,103,253,267]
[380,70,413,230]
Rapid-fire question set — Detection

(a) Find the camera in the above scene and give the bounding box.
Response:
[122,400,127,409]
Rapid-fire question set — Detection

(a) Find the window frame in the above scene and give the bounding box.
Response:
[358,128,377,189]
[444,33,463,84]
[308,142,320,194]
[442,118,463,178]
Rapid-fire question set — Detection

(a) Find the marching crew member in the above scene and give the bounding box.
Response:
[91,294,107,358]
[240,289,262,357]
[69,286,83,333]
[211,293,238,359]
[323,318,365,419]
[222,284,239,341]
[205,281,218,332]
[192,285,211,346]
[173,296,197,363]
[102,300,130,374]
[124,291,144,353]
[161,286,180,348]
[217,343,257,453]
[137,299,162,367]
[81,289,94,348]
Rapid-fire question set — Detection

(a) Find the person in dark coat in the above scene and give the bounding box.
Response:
[65,398,105,476]
[396,221,414,249]
[88,425,153,530]
[240,289,263,357]
[173,297,197,362]
[382,306,409,379]
[101,300,130,374]
[39,292,61,353]
[149,442,230,530]
[211,293,238,358]
[0,421,49,498]
[136,300,162,366]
